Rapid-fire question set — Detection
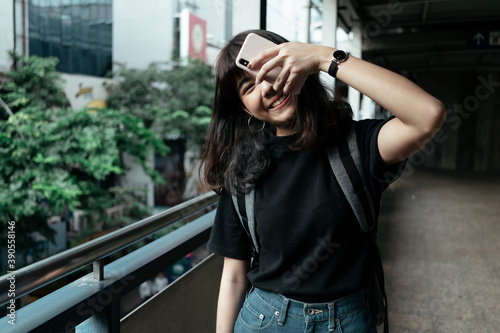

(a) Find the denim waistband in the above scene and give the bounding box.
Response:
[251,287,366,328]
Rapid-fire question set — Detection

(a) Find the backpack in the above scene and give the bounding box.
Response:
[230,125,389,333]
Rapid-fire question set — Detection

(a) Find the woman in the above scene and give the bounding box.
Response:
[200,30,445,332]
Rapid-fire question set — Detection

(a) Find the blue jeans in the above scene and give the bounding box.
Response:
[234,288,376,333]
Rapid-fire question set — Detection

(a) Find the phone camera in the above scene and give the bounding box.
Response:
[239,59,249,67]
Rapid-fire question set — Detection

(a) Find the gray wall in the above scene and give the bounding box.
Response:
[409,72,500,173]
[121,254,223,332]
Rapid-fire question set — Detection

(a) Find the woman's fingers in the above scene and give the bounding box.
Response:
[273,66,290,92]
[252,48,283,85]
[249,46,280,70]
[283,71,303,96]
[251,42,320,94]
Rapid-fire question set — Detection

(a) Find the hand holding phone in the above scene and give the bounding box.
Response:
[235,33,306,95]
[235,33,281,85]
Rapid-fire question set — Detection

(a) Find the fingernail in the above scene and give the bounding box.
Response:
[247,62,253,69]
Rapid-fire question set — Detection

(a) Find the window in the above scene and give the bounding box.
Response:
[29,0,112,77]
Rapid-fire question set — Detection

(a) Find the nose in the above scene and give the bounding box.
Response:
[259,80,276,97]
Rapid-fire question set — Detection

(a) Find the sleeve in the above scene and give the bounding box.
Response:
[207,188,252,260]
[355,117,407,190]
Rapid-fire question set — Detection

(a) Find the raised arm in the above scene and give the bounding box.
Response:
[250,43,446,164]
[215,257,250,333]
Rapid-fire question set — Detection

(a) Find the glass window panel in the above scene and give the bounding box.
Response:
[101,23,112,50]
[50,0,61,8]
[39,10,50,42]
[52,43,67,72]
[71,47,80,72]
[72,1,80,18]
[90,3,98,21]
[89,24,98,47]
[29,4,40,37]
[28,0,112,76]
[80,49,90,74]
[60,45,71,71]
[87,51,97,75]
[29,39,42,56]
[267,0,301,41]
[61,7,72,45]
[81,4,90,20]
[70,17,78,41]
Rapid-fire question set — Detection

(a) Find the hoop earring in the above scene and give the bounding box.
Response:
[248,115,265,132]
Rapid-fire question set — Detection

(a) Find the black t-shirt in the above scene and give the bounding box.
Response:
[207,118,404,303]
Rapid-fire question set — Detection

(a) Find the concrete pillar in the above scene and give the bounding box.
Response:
[322,0,337,46]
[347,22,363,120]
[225,0,233,41]
[321,0,337,93]
[360,93,376,120]
[297,0,311,43]
[14,0,29,56]
[0,1,14,73]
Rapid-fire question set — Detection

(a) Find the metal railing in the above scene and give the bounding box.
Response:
[0,191,218,307]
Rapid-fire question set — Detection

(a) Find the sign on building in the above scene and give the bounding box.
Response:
[180,9,207,63]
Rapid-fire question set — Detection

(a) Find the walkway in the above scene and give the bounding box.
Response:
[378,168,500,332]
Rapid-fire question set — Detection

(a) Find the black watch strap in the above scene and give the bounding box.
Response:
[328,61,339,78]
[328,50,348,78]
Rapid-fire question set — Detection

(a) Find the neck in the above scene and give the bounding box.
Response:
[275,127,295,136]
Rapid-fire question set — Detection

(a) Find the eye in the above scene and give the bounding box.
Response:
[242,83,255,94]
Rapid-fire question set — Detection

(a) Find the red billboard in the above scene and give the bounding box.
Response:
[188,12,207,62]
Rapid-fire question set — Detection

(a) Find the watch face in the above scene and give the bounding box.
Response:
[333,50,348,62]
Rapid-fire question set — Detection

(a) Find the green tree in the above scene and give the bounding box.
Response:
[0,51,69,117]
[106,58,214,148]
[0,53,168,266]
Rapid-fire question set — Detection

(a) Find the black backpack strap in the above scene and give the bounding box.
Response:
[326,125,389,333]
[231,189,259,256]
[372,239,390,333]
[327,126,375,233]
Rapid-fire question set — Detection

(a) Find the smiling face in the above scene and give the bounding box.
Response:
[237,74,298,136]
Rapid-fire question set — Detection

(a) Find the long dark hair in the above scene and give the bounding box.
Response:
[200,30,352,194]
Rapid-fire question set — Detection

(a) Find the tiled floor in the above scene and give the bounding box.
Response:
[377,168,500,332]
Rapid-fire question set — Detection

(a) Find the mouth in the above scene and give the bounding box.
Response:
[269,94,290,110]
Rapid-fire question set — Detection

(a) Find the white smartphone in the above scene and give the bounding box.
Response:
[235,33,281,84]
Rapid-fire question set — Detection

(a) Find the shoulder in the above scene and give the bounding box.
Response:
[353,118,388,135]
[335,117,405,184]
[327,118,384,147]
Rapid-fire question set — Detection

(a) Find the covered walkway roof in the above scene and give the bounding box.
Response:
[337,0,500,71]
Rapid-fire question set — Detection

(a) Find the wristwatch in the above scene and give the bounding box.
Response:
[328,50,349,78]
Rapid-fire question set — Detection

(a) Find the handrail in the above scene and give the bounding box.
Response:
[0,210,217,333]
[0,191,218,306]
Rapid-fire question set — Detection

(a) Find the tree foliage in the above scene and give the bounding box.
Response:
[0,51,69,117]
[0,53,168,263]
[106,58,214,148]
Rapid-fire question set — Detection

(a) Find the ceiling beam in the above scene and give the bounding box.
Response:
[361,0,451,10]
